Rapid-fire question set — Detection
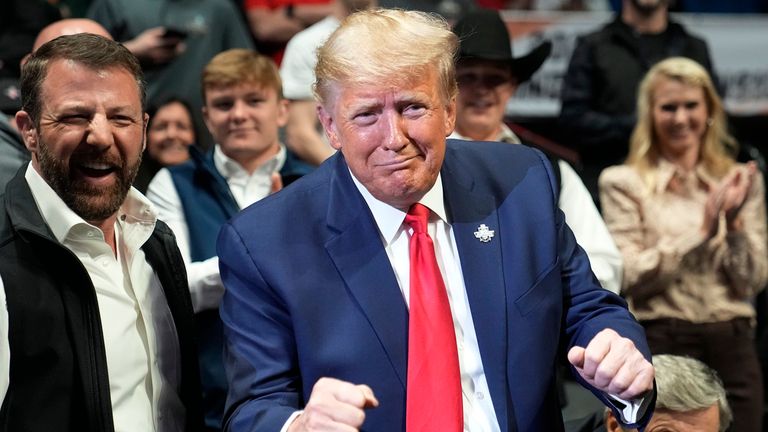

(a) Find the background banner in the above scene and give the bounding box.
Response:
[503,11,768,117]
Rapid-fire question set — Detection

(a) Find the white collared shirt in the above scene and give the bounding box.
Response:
[147,144,287,313]
[23,164,184,432]
[352,172,501,432]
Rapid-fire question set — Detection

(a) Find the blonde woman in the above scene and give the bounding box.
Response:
[600,56,768,432]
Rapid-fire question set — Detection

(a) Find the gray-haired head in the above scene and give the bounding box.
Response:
[653,354,731,432]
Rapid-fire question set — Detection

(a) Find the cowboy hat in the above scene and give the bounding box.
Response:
[452,8,552,84]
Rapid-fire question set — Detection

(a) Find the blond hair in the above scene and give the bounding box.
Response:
[202,48,283,101]
[626,57,735,186]
[314,8,458,105]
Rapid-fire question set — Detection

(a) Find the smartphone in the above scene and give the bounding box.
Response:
[162,27,188,39]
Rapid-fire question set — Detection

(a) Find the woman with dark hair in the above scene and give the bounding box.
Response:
[134,97,197,192]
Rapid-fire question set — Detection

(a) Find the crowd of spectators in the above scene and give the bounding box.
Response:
[1,0,767,431]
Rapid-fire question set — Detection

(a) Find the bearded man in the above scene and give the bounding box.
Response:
[0,33,204,432]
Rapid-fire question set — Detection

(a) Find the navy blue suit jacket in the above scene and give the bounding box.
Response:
[217,139,652,431]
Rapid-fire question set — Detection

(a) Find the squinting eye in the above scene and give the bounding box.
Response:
[60,114,89,125]
[404,105,426,116]
[352,112,376,125]
[112,116,135,126]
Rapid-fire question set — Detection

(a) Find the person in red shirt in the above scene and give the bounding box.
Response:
[244,0,333,64]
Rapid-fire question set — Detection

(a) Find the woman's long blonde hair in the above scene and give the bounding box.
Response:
[626,57,736,186]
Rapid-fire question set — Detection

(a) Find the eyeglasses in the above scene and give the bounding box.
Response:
[456,72,511,88]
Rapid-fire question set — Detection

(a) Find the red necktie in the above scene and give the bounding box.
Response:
[404,203,463,432]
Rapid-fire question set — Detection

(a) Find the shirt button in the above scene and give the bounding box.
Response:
[476,392,484,400]
[86,231,95,237]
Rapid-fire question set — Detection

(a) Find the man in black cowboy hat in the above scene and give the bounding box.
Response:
[450,8,623,297]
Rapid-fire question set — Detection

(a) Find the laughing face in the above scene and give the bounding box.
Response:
[18,59,147,223]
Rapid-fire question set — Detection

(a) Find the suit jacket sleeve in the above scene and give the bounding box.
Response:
[551,160,654,428]
[218,222,301,431]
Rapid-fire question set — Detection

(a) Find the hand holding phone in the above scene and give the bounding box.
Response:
[162,27,188,40]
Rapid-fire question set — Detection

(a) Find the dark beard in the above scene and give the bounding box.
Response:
[37,139,142,223]
[629,0,668,16]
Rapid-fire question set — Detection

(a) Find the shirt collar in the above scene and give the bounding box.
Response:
[25,163,157,244]
[213,144,287,180]
[350,169,447,245]
[654,157,719,194]
[449,123,521,144]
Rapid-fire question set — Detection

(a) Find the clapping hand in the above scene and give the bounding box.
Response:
[702,161,756,237]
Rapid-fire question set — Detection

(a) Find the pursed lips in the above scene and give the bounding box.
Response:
[375,153,420,169]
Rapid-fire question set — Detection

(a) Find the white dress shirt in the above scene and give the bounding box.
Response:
[19,165,185,432]
[146,144,286,312]
[353,172,501,432]
[449,128,623,293]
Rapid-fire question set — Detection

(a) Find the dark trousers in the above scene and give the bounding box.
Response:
[643,318,763,432]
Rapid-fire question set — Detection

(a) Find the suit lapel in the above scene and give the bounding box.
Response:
[323,156,409,388]
[442,149,512,432]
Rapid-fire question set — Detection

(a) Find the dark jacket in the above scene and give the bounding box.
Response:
[559,16,714,198]
[0,114,29,189]
[0,168,204,432]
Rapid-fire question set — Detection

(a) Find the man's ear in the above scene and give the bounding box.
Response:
[604,409,631,432]
[15,110,38,153]
[142,112,149,152]
[202,106,211,133]
[276,98,290,128]
[444,96,457,137]
[317,104,341,150]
